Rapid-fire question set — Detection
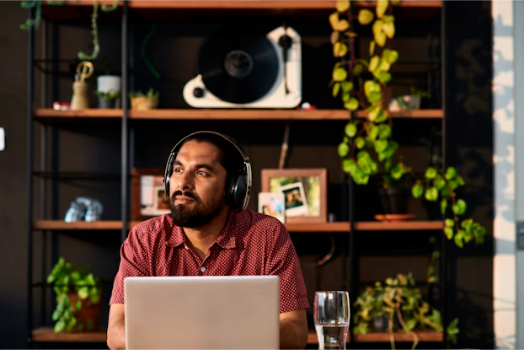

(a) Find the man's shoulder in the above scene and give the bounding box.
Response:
[233,209,286,232]
[130,214,172,239]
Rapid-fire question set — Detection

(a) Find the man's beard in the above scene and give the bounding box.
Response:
[169,190,224,228]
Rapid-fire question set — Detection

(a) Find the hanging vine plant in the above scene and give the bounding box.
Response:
[21,0,120,61]
[330,0,487,249]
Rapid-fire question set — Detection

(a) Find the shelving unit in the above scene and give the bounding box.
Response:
[26,0,449,348]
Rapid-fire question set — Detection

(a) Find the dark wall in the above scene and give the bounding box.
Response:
[0,1,493,349]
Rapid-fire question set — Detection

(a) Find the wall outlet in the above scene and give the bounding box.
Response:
[0,127,4,151]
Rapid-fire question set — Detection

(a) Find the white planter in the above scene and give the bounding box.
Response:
[97,75,121,94]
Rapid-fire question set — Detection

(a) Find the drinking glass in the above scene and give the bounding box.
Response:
[313,291,350,350]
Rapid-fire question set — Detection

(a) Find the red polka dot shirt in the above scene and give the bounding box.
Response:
[110,209,310,314]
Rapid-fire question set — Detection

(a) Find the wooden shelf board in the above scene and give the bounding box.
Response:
[33,221,123,230]
[53,0,442,9]
[34,109,122,119]
[32,327,107,343]
[34,109,442,120]
[34,220,442,231]
[307,330,443,344]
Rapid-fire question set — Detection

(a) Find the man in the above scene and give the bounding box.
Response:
[107,132,309,349]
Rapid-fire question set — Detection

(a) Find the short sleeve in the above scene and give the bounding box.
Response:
[264,224,310,313]
[109,228,150,304]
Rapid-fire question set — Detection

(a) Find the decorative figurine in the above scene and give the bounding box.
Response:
[71,61,94,110]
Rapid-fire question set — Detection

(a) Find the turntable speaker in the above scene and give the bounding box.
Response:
[183,26,302,108]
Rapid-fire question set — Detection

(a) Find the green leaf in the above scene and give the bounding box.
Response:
[367,106,380,122]
[369,41,375,56]
[375,140,388,153]
[375,31,386,47]
[78,287,89,300]
[454,233,464,248]
[441,199,448,214]
[427,266,435,277]
[412,184,423,198]
[434,175,446,190]
[445,218,454,227]
[377,71,391,83]
[428,276,438,283]
[335,19,349,31]
[457,175,465,186]
[368,124,379,140]
[90,294,100,304]
[444,227,454,240]
[387,50,399,64]
[376,0,389,18]
[383,22,395,39]
[358,9,374,25]
[86,319,95,331]
[54,320,66,333]
[382,14,394,23]
[391,163,404,180]
[368,91,382,103]
[345,122,357,137]
[329,11,340,30]
[342,91,351,102]
[355,137,365,149]
[374,109,388,123]
[378,141,398,161]
[345,97,359,111]
[68,316,77,328]
[433,250,440,259]
[425,187,438,201]
[406,319,417,331]
[342,159,355,173]
[332,83,340,97]
[336,0,350,12]
[425,167,437,180]
[452,199,467,215]
[52,309,62,321]
[333,42,348,57]
[364,80,381,97]
[369,56,380,72]
[341,81,353,92]
[76,300,82,311]
[333,67,347,81]
[378,125,391,139]
[352,64,364,76]
[385,158,392,172]
[445,166,457,180]
[338,142,349,157]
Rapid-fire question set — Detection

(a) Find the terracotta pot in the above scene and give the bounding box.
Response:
[68,292,102,331]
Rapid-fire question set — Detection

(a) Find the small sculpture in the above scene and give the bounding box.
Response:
[64,197,103,222]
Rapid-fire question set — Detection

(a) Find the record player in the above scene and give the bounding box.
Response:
[183,26,301,108]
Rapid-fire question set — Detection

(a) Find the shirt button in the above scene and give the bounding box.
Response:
[184,245,189,250]
[200,267,206,273]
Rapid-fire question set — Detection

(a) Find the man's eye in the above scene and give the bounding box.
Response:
[197,171,207,176]
[174,168,183,173]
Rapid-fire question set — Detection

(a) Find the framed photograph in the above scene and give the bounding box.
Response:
[258,192,285,223]
[261,169,327,223]
[131,168,169,221]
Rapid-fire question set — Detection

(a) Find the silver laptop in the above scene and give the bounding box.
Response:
[124,276,280,349]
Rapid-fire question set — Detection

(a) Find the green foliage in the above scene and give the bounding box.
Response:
[354,273,459,349]
[129,88,160,99]
[329,0,487,249]
[47,257,102,333]
[95,90,121,101]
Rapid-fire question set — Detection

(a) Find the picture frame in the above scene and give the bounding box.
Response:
[131,168,169,221]
[258,192,286,223]
[261,169,327,223]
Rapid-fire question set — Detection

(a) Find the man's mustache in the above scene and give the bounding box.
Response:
[171,191,198,202]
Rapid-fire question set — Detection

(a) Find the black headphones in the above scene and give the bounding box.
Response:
[163,131,252,210]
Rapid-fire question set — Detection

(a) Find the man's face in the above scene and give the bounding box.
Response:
[168,140,228,227]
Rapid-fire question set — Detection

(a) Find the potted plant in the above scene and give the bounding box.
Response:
[47,257,103,333]
[95,90,121,109]
[130,88,159,111]
[330,0,486,246]
[353,273,459,349]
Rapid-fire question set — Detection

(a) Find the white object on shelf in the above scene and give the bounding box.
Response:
[0,127,4,151]
[97,75,121,93]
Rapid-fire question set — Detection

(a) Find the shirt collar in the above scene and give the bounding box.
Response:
[165,210,238,249]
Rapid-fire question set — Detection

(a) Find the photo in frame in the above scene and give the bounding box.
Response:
[131,168,169,220]
[258,192,285,223]
[261,169,327,223]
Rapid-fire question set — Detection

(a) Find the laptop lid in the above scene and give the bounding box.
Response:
[124,276,280,349]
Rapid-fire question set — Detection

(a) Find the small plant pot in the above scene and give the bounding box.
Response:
[378,187,409,215]
[130,96,159,111]
[98,96,121,109]
[67,292,102,332]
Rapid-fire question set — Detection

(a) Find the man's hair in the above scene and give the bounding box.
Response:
[177,132,244,186]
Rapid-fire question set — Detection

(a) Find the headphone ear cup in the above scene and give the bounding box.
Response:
[227,171,247,209]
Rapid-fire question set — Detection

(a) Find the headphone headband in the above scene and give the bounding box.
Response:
[163,131,252,210]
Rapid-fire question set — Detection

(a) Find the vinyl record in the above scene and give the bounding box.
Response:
[198,28,279,104]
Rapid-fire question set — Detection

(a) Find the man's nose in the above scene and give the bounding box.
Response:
[175,172,194,192]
